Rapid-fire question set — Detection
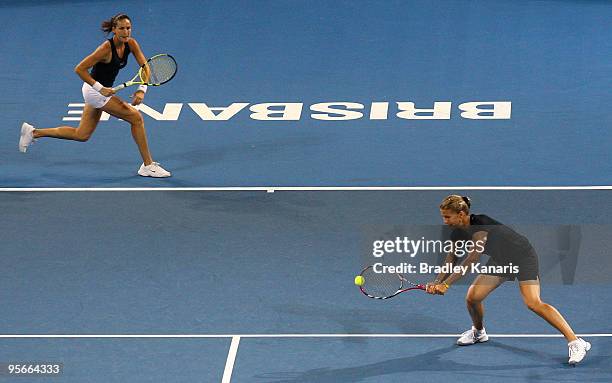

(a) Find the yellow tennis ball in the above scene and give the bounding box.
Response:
[354,275,365,286]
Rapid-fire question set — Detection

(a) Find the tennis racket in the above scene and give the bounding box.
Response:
[357,265,426,299]
[112,54,177,91]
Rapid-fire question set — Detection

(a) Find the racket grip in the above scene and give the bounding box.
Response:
[112,83,127,92]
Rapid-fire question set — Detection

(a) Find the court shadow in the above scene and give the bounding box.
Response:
[489,340,611,368]
[484,340,562,364]
[254,344,544,383]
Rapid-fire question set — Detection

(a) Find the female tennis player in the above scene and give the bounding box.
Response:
[428,195,590,365]
[19,13,171,177]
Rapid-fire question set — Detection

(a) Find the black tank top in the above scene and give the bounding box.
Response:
[91,38,130,87]
[450,214,533,261]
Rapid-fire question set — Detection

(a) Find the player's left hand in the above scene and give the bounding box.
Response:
[131,90,145,106]
[425,283,437,295]
[434,283,449,295]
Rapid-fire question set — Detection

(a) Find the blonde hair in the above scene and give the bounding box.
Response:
[439,195,471,213]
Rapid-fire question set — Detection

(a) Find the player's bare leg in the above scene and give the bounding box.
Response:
[101,96,170,177]
[101,96,153,165]
[457,275,505,346]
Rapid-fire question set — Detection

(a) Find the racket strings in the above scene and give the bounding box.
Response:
[361,268,403,298]
[146,56,177,85]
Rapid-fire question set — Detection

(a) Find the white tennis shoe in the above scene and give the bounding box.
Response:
[568,338,591,366]
[19,122,35,153]
[138,162,171,178]
[457,326,489,346]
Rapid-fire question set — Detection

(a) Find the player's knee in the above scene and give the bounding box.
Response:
[74,131,92,142]
[127,110,143,125]
[465,293,482,306]
[524,299,543,312]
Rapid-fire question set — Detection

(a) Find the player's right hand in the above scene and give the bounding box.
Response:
[434,283,448,295]
[100,87,116,97]
[425,283,437,294]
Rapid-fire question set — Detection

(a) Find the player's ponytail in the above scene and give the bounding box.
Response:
[101,13,131,34]
[439,195,471,214]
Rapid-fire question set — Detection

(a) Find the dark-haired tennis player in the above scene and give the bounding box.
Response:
[19,13,170,177]
[427,195,590,365]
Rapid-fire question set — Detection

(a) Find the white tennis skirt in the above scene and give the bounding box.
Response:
[82,82,112,108]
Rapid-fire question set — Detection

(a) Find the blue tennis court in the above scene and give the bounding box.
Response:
[1,191,611,381]
[2,0,611,187]
[1,0,611,381]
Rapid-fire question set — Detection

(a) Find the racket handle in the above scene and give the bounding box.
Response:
[112,83,127,92]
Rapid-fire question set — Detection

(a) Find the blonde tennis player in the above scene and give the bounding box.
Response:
[428,195,590,366]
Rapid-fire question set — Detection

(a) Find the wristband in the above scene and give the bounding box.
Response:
[92,81,103,92]
[442,282,450,289]
[137,84,148,93]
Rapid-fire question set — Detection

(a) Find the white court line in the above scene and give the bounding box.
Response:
[221,336,240,383]
[1,333,611,338]
[2,186,612,192]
